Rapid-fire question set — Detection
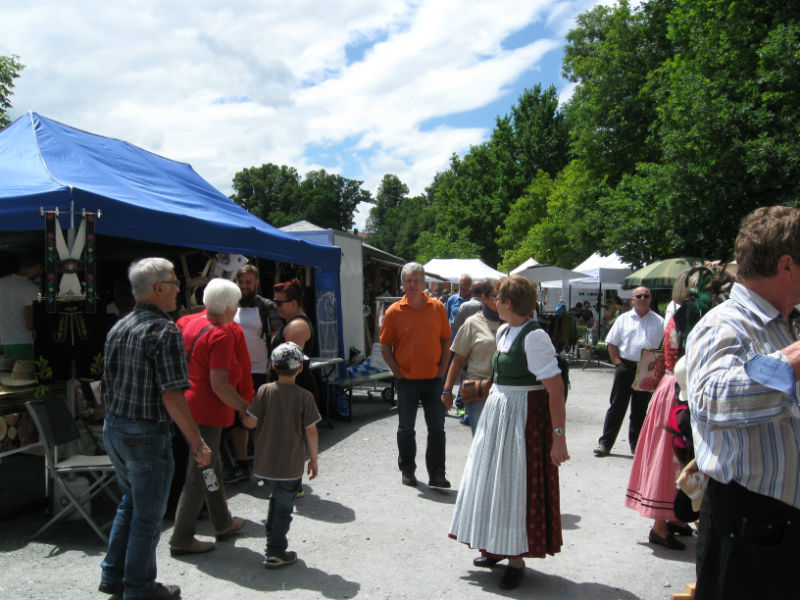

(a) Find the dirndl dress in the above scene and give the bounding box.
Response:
[624,373,682,519]
[449,383,562,558]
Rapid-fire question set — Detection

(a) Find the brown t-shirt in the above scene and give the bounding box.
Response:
[247,381,321,480]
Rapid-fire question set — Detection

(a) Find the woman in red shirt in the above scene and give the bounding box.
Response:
[169,278,251,555]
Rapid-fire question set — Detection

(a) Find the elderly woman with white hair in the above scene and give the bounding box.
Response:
[169,278,251,556]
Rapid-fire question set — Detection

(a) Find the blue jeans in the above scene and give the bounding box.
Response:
[396,377,446,477]
[264,478,301,556]
[464,399,486,436]
[101,414,174,599]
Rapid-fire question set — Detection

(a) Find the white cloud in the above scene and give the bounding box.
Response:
[1,0,601,229]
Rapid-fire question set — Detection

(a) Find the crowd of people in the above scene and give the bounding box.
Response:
[3,205,799,599]
[96,262,322,600]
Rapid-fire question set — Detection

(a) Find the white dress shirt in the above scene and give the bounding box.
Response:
[604,309,665,361]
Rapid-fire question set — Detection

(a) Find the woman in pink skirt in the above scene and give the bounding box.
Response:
[625,266,733,550]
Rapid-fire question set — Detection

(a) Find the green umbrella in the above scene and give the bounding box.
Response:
[624,257,701,290]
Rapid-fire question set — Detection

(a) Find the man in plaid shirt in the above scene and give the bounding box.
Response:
[99,257,211,600]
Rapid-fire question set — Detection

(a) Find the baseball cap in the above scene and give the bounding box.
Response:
[271,342,308,369]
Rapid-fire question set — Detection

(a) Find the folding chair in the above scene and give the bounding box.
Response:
[24,396,118,543]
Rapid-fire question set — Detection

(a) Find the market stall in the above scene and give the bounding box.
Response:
[0,113,344,514]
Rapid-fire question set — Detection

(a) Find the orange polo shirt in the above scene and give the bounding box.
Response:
[380,294,451,379]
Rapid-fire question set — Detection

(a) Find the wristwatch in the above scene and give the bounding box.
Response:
[552,427,565,436]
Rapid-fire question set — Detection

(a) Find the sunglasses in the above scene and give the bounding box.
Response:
[634,294,650,299]
[273,299,291,306]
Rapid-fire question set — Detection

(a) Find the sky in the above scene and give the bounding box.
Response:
[1,0,605,230]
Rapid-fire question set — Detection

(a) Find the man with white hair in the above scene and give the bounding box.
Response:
[381,262,452,488]
[99,258,211,600]
[445,273,474,327]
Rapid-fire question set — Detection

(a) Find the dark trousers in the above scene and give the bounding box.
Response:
[396,377,446,477]
[599,359,651,451]
[695,479,800,600]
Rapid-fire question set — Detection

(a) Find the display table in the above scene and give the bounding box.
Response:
[309,357,344,426]
[329,370,396,421]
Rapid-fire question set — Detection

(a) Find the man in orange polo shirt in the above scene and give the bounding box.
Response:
[381,262,452,488]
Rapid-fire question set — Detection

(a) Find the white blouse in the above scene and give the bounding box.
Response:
[496,322,561,381]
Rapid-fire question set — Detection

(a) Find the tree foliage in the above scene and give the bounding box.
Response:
[231,163,372,231]
[421,84,571,266]
[599,0,800,264]
[364,174,433,261]
[1,54,24,128]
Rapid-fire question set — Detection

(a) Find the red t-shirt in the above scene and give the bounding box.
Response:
[177,313,245,427]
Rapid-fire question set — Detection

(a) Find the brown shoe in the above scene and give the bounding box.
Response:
[215,516,245,541]
[169,538,215,556]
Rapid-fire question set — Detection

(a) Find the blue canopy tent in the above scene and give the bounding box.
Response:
[0,112,344,363]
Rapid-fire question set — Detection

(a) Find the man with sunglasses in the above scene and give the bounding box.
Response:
[594,286,664,457]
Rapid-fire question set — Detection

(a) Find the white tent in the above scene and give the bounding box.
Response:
[423,258,506,283]
[510,257,539,274]
[539,253,635,324]
[540,253,632,289]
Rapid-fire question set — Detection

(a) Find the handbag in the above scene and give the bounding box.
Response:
[633,348,666,392]
[461,378,492,403]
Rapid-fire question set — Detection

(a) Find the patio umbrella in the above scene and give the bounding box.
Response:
[624,257,701,289]
[515,264,589,283]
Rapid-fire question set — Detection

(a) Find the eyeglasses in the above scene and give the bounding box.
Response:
[634,294,650,299]
[158,280,180,288]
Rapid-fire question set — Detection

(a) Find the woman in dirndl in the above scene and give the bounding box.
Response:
[449,275,569,590]
[625,266,734,549]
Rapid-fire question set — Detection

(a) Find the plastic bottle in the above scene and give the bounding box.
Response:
[202,466,219,492]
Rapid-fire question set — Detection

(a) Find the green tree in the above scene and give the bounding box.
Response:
[500,161,607,270]
[230,163,301,227]
[563,0,675,186]
[231,164,371,231]
[364,174,436,261]
[424,85,571,267]
[1,54,24,128]
[298,169,372,231]
[603,0,800,263]
[495,170,554,263]
[365,174,409,244]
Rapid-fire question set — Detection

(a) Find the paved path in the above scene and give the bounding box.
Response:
[0,365,696,599]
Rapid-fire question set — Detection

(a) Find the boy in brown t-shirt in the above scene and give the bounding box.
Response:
[242,342,320,568]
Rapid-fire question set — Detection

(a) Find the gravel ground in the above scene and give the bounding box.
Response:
[0,364,696,599]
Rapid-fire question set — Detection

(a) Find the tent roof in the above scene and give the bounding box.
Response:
[510,257,539,274]
[422,258,506,283]
[540,252,632,289]
[0,112,339,270]
[571,252,632,284]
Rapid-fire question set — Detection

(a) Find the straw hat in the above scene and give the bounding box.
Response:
[0,354,19,372]
[0,360,37,387]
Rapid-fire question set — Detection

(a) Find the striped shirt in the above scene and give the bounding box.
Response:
[102,302,190,422]
[686,283,800,508]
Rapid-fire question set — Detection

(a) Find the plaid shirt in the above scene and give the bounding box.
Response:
[102,301,190,422]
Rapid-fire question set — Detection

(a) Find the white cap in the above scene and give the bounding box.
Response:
[271,342,308,369]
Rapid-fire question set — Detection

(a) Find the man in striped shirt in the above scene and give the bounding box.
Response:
[686,206,800,600]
